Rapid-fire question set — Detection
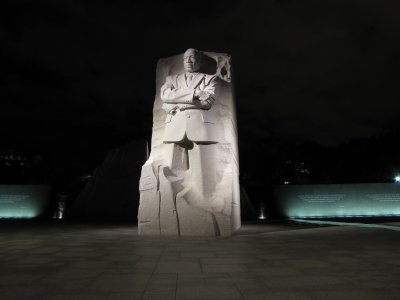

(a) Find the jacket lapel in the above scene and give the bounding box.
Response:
[188,73,204,89]
[177,73,188,88]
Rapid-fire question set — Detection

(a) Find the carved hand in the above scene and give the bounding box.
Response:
[200,97,215,106]
[195,90,215,106]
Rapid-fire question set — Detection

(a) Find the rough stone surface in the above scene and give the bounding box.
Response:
[138,49,240,236]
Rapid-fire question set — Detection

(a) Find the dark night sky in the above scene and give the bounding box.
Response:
[2,0,400,160]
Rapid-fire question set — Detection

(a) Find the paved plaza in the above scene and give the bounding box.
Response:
[0,220,399,299]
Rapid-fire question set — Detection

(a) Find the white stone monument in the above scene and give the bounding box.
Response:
[138,48,240,236]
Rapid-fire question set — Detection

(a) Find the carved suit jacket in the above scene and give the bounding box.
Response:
[160,73,219,143]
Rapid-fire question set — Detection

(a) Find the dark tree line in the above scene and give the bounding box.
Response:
[240,131,400,217]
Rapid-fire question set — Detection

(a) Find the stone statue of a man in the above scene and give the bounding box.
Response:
[160,48,225,221]
[138,48,240,236]
[161,48,219,144]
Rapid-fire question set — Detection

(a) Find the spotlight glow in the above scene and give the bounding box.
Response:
[258,205,267,220]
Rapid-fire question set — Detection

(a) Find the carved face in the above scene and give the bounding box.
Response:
[183,49,200,73]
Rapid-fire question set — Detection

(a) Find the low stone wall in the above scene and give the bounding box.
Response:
[274,183,400,218]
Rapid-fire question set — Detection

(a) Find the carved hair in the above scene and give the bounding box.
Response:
[184,48,202,58]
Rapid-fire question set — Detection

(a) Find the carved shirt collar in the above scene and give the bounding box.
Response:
[186,72,199,81]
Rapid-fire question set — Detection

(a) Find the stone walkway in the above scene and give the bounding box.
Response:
[0,221,399,299]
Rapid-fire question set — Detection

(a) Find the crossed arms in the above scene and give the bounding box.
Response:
[160,75,217,112]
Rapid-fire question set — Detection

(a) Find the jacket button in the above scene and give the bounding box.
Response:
[187,115,190,118]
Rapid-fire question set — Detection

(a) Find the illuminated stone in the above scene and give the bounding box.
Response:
[0,185,51,219]
[274,183,400,218]
[138,49,240,236]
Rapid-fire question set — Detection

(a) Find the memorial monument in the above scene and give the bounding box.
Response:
[138,49,240,236]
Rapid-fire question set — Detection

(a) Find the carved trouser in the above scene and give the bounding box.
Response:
[163,138,233,236]
[164,138,219,202]
[138,141,233,236]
